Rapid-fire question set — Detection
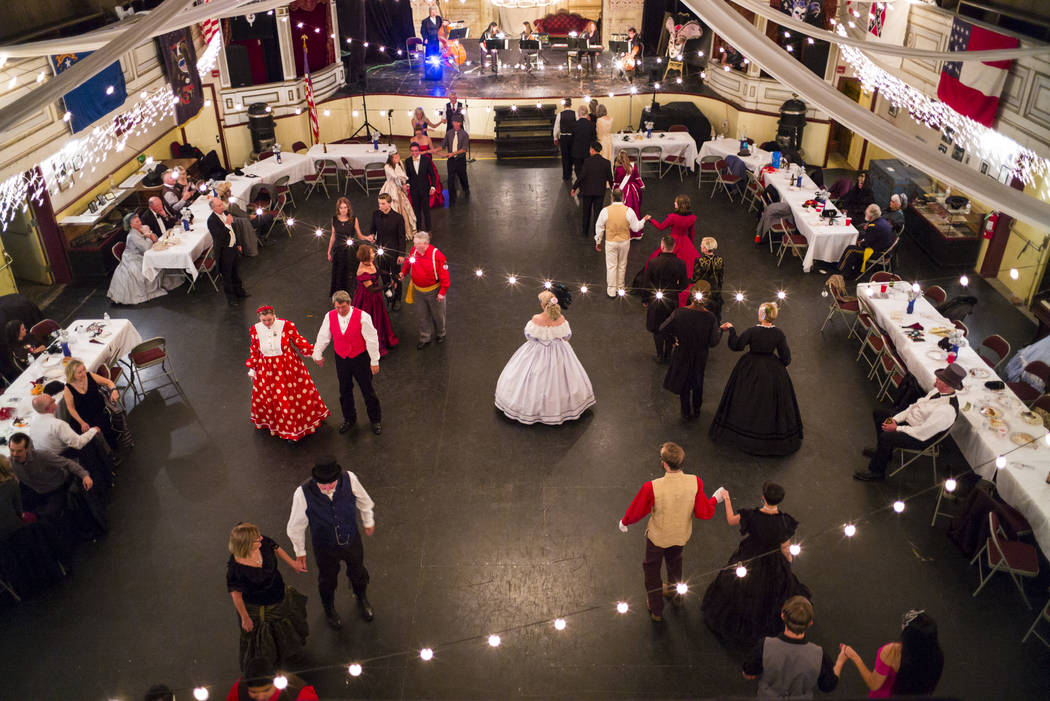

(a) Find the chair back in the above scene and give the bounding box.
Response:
[129,337,169,370]
[407,37,423,52]
[1025,360,1050,388]
[274,175,290,188]
[925,285,948,306]
[619,147,639,161]
[112,241,126,262]
[341,157,352,171]
[258,150,273,160]
[273,193,287,215]
[639,146,662,160]
[291,141,308,153]
[365,162,386,178]
[952,319,968,336]
[668,124,688,132]
[979,334,1010,369]
[29,319,60,340]
[1031,394,1050,416]
[870,271,901,283]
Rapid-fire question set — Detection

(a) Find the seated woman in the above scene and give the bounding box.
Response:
[479,22,503,73]
[63,357,123,451]
[106,213,184,305]
[839,171,874,223]
[4,320,46,373]
[520,22,539,71]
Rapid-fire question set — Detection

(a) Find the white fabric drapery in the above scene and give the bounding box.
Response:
[686,0,1050,230]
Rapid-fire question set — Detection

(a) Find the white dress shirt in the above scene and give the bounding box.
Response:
[29,412,98,454]
[893,390,958,441]
[594,204,646,243]
[312,309,380,365]
[286,470,375,557]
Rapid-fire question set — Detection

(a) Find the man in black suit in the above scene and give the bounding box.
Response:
[659,281,723,419]
[553,98,576,180]
[420,5,443,60]
[141,196,178,238]
[206,197,248,303]
[369,193,406,310]
[570,141,613,238]
[569,105,595,179]
[444,90,464,126]
[644,235,689,363]
[404,142,436,231]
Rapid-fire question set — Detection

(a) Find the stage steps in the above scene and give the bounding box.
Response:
[493,104,559,160]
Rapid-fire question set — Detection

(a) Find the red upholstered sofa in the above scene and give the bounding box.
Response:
[534,11,593,37]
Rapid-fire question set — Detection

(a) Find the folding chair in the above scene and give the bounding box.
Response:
[112,241,125,264]
[856,327,887,377]
[659,144,689,181]
[696,155,720,191]
[775,222,808,267]
[711,159,742,201]
[274,175,294,208]
[667,124,689,132]
[127,336,184,402]
[291,141,308,154]
[95,362,131,405]
[818,279,860,335]
[924,285,947,306]
[1022,587,1050,646]
[864,238,899,277]
[870,271,901,283]
[638,146,662,178]
[364,162,387,194]
[875,352,907,402]
[977,334,1010,371]
[1006,360,1050,406]
[340,157,364,194]
[262,193,290,240]
[618,147,639,164]
[768,217,798,254]
[302,161,333,200]
[29,319,60,341]
[888,427,953,483]
[258,150,273,161]
[952,319,969,337]
[186,245,220,293]
[406,38,424,69]
[743,171,764,213]
[971,512,1039,609]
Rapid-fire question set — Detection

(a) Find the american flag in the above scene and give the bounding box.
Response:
[937,17,1018,127]
[303,38,320,144]
[868,2,886,38]
[198,0,220,45]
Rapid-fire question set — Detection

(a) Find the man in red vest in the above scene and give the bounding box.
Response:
[399,230,451,350]
[312,290,382,435]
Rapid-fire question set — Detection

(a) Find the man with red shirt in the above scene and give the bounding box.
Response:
[225,657,318,700]
[312,290,382,435]
[618,442,724,621]
[399,231,451,350]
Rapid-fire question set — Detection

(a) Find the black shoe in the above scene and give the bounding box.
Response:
[392,300,402,311]
[853,470,885,482]
[357,597,375,622]
[324,605,343,629]
[226,297,240,306]
[862,448,877,458]
[338,421,355,434]
[371,422,382,435]
[436,335,446,344]
[237,290,250,298]
[417,340,431,350]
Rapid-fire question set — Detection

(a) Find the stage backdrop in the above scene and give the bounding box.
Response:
[338,0,414,84]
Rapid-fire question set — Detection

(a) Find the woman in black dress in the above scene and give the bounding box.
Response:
[227,522,309,672]
[62,358,121,450]
[701,481,810,647]
[327,197,369,297]
[4,320,45,373]
[709,302,802,455]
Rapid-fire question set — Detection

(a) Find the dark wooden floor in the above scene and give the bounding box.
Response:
[2,156,1047,700]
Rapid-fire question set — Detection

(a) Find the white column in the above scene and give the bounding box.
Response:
[276,6,297,80]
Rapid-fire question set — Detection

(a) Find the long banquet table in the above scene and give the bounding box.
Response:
[226,152,315,204]
[0,319,143,456]
[307,142,397,171]
[141,196,214,281]
[858,280,1050,556]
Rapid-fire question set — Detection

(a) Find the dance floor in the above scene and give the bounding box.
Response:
[2,156,1047,699]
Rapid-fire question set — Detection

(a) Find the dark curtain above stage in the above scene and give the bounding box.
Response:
[337,0,414,85]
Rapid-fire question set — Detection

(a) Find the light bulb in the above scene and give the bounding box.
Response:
[735,564,747,578]
[996,455,1006,468]
[420,648,434,661]
[893,500,905,513]
[789,543,801,556]
[735,292,745,302]
[348,663,362,677]
[865,286,875,297]
[544,280,552,289]
[274,676,288,690]
[475,268,483,277]
[844,524,857,537]
[193,689,209,701]
[314,228,323,237]
[488,634,501,647]
[409,256,416,264]
[255,208,263,216]
[286,218,295,226]
[675,582,688,595]
[376,248,385,256]
[554,618,566,630]
[960,275,969,286]
[580,285,588,293]
[912,282,921,292]
[655,291,664,300]
[508,275,517,285]
[694,292,703,301]
[617,288,626,297]
[945,478,957,492]
[106,85,115,95]
[616,601,629,614]
[1010,268,1019,280]
[777,290,787,300]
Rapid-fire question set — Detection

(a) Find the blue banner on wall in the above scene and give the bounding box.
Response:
[49,52,128,134]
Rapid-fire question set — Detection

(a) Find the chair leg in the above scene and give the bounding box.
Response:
[1010,572,1034,609]
[0,578,21,602]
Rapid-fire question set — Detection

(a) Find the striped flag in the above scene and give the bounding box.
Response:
[303,38,320,144]
[937,17,1019,127]
[198,0,220,45]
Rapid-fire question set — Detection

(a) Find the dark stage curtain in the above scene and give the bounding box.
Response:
[338,0,414,85]
[290,2,334,74]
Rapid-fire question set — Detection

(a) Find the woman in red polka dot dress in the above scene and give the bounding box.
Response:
[246,305,330,442]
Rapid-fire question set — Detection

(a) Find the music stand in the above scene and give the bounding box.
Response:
[608,40,628,53]
[449,27,469,40]
[519,39,540,51]
[485,38,509,50]
[520,39,540,72]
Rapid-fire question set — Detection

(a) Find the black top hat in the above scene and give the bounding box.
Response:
[312,455,342,483]
[934,362,966,391]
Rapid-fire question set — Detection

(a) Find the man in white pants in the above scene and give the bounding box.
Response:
[595,189,649,297]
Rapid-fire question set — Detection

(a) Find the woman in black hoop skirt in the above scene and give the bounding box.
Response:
[701,481,810,647]
[709,302,802,455]
[327,197,370,297]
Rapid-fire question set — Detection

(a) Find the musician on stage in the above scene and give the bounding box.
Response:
[581,21,600,74]
[479,22,502,74]
[421,5,443,60]
[624,27,643,81]
[520,21,539,73]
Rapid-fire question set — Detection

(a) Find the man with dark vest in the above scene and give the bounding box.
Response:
[224,656,319,700]
[286,456,375,630]
[571,140,613,239]
[642,235,688,362]
[618,442,722,622]
[569,104,596,180]
[207,197,248,304]
[443,90,464,127]
[553,98,576,180]
[312,290,382,435]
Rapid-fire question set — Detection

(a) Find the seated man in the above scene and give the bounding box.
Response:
[854,363,965,482]
[142,196,179,238]
[884,193,907,232]
[161,169,193,215]
[8,433,93,519]
[225,657,318,701]
[742,595,844,697]
[29,394,115,487]
[836,204,895,280]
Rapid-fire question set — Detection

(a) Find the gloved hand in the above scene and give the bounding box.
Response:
[617,519,628,533]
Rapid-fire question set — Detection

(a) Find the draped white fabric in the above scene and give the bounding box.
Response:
[685,0,1050,231]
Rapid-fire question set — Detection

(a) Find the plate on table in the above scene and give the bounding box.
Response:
[12,420,28,428]
[1011,432,1039,449]
[988,417,1008,431]
[979,405,1002,419]
[968,367,991,379]
[926,349,948,361]
[1021,410,1043,426]
[997,394,1023,411]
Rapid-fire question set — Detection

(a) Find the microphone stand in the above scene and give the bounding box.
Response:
[350,88,384,142]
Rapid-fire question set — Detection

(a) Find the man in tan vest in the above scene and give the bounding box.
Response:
[595,189,649,297]
[619,442,725,621]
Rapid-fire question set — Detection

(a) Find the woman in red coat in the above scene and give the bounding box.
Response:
[640,194,700,305]
[245,305,330,442]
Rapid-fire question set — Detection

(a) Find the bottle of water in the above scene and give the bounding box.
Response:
[103,312,111,321]
[59,330,71,358]
[274,143,282,164]
[182,210,191,231]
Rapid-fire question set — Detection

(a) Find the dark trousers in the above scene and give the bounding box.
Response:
[868,409,928,475]
[60,436,114,491]
[654,332,674,360]
[837,245,867,279]
[643,537,683,617]
[314,535,369,607]
[410,187,431,230]
[334,351,381,424]
[378,254,401,303]
[218,248,245,297]
[446,156,469,205]
[559,137,574,179]
[679,372,706,418]
[573,157,586,181]
[580,195,603,237]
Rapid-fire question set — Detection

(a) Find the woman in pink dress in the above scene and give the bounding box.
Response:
[840,610,943,697]
[614,151,645,237]
[642,194,700,305]
[352,246,399,355]
[246,306,330,442]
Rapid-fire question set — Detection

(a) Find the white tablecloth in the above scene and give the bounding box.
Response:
[859,281,1050,556]
[307,143,396,171]
[141,197,213,281]
[765,168,858,273]
[697,137,771,173]
[0,319,143,454]
[226,152,315,204]
[612,132,698,171]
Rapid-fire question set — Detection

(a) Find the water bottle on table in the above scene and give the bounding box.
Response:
[182,210,191,231]
[274,143,282,164]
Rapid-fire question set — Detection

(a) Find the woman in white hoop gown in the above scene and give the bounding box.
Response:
[379,151,417,238]
[494,290,595,425]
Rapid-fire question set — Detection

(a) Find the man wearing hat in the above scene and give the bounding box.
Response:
[853,362,964,482]
[440,114,470,206]
[224,656,318,700]
[286,456,375,629]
